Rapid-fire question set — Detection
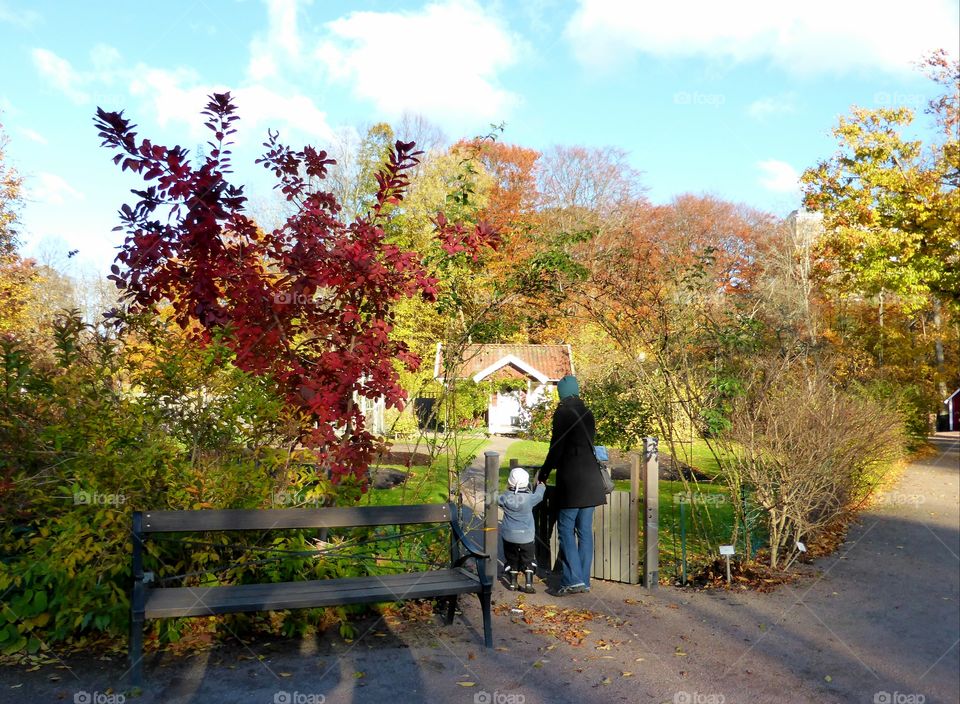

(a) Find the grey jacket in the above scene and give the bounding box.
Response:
[498,483,546,544]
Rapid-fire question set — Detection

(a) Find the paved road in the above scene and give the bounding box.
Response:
[3,434,957,703]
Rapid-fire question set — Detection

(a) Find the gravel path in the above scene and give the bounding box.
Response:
[2,434,957,704]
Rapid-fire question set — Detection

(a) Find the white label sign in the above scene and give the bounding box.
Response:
[719,545,735,556]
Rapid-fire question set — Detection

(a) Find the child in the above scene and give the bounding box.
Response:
[498,467,546,593]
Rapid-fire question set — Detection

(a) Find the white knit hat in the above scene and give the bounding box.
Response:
[507,467,530,492]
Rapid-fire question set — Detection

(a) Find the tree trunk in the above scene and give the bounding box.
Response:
[933,297,948,399]
[877,289,885,367]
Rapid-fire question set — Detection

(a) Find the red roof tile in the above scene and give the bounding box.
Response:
[437,344,574,382]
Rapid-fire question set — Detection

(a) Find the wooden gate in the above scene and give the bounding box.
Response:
[520,440,659,587]
[547,488,639,583]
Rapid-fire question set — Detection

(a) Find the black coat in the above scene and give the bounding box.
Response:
[538,396,607,509]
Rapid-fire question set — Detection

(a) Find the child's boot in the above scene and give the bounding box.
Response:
[507,570,518,591]
[522,569,536,594]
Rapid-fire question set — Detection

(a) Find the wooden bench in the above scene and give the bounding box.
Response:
[130,502,493,684]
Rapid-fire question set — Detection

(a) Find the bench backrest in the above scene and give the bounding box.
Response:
[136,503,453,534]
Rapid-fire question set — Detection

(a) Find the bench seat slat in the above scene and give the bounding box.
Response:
[141,504,451,533]
[143,569,481,618]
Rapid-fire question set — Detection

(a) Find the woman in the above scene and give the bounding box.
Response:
[537,375,606,595]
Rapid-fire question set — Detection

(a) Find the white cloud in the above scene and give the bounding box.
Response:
[0,1,40,27]
[31,49,90,103]
[31,44,126,105]
[747,94,797,120]
[128,65,334,143]
[757,159,800,194]
[234,85,334,141]
[128,66,213,135]
[315,0,521,126]
[29,172,84,206]
[248,0,309,81]
[566,0,959,74]
[90,43,123,76]
[16,127,47,145]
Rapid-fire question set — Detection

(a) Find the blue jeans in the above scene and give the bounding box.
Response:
[557,507,595,589]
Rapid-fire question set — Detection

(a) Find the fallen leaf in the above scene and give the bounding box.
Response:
[457,682,476,687]
[824,675,832,683]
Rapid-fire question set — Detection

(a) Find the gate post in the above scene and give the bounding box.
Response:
[484,451,500,585]
[629,453,641,584]
[642,437,659,588]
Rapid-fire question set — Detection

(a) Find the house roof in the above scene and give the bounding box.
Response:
[945,388,960,403]
[435,343,574,383]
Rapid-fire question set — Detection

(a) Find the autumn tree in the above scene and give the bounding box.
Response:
[801,50,959,398]
[95,93,496,484]
[0,121,20,256]
[0,122,33,335]
[327,122,397,223]
[575,194,781,551]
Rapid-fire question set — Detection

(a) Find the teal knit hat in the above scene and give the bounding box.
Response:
[557,375,579,400]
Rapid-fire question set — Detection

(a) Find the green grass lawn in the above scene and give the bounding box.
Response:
[366,436,762,578]
[365,437,489,505]
[660,437,735,478]
[503,438,760,573]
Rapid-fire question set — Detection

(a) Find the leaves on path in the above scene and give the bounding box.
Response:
[494,602,598,646]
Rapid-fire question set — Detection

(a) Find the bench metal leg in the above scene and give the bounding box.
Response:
[479,588,492,648]
[130,514,146,688]
[445,595,457,625]
[129,614,143,687]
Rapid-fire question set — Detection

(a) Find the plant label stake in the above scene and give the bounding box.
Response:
[720,545,735,585]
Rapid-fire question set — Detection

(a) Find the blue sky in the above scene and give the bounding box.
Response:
[1,0,957,275]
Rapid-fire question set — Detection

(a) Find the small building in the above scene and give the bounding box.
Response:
[434,343,575,434]
[941,388,960,432]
